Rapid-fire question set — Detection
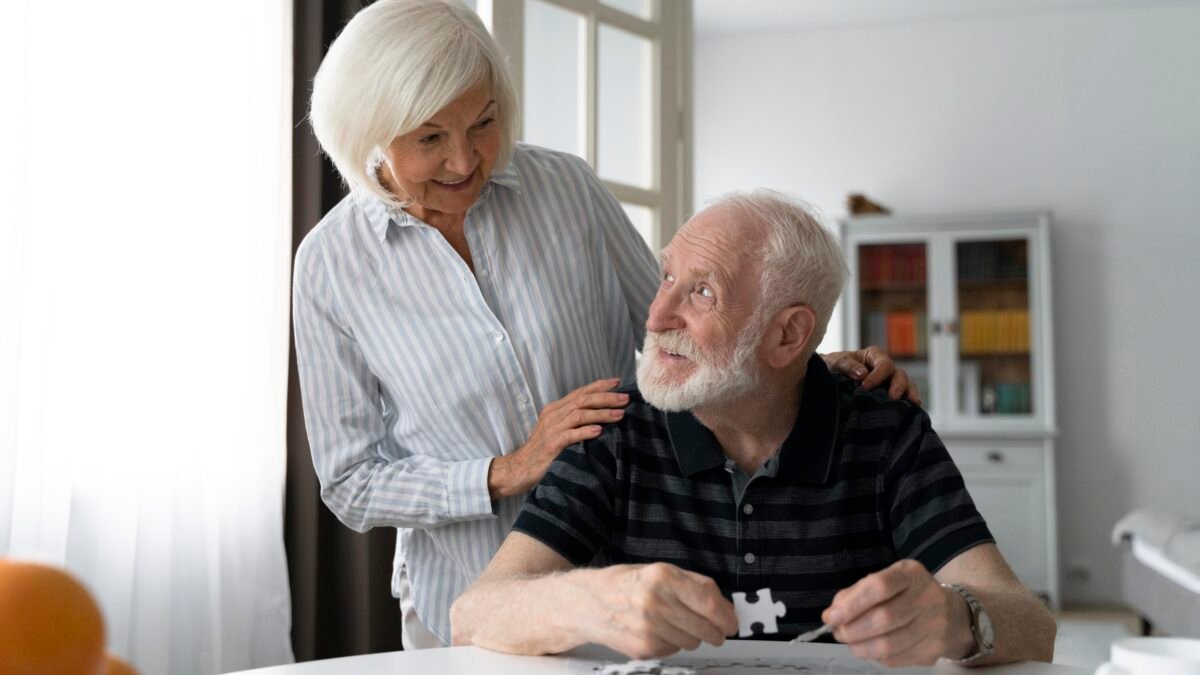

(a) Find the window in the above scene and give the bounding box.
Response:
[478,0,692,251]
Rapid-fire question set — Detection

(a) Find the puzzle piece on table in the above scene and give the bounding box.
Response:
[731,587,787,637]
[659,667,696,675]
[599,659,664,675]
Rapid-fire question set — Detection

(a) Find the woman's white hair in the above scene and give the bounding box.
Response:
[309,0,520,208]
[713,189,850,353]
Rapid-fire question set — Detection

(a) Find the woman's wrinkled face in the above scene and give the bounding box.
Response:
[380,81,501,219]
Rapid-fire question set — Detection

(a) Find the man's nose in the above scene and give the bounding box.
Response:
[645,289,684,334]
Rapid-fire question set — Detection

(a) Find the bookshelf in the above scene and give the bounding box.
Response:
[841,211,1059,607]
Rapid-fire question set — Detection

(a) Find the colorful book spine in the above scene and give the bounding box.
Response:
[959,310,1030,353]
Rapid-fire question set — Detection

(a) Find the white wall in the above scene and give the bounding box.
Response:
[695,5,1200,605]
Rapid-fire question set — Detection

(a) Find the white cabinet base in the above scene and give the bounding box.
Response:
[944,436,1059,609]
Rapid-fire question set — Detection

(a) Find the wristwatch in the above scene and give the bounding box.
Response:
[941,583,995,664]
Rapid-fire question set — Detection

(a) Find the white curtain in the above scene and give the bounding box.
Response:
[0,1,295,673]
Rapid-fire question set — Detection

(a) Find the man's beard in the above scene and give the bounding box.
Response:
[636,318,766,412]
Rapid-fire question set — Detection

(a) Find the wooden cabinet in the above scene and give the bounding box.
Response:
[841,212,1059,607]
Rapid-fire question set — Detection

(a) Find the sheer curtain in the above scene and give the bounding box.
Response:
[0,1,294,673]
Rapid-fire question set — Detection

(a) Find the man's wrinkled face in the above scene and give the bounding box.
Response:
[637,207,768,412]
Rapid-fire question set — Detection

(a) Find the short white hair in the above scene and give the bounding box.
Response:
[710,189,849,352]
[309,0,520,208]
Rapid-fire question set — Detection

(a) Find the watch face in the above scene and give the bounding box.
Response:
[978,608,996,648]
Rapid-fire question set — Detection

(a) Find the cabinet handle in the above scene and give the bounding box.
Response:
[931,320,943,335]
[986,451,1005,464]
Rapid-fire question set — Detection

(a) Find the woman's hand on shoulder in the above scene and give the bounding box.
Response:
[488,378,630,500]
[823,346,922,405]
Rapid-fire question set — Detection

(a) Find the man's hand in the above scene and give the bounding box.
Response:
[579,563,738,659]
[821,559,974,668]
[823,346,922,405]
[488,378,629,499]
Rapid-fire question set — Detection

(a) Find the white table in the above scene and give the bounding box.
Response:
[225,641,1090,674]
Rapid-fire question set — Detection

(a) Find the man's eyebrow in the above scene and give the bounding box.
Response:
[689,267,720,285]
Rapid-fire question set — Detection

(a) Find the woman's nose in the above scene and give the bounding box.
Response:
[444,136,474,175]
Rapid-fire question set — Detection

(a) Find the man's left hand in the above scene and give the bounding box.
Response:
[823,346,922,405]
[821,559,971,668]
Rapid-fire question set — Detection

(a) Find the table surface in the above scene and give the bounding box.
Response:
[224,640,1091,675]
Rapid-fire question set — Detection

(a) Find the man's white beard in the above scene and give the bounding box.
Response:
[637,320,765,412]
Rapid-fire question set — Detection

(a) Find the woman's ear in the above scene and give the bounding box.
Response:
[765,305,817,369]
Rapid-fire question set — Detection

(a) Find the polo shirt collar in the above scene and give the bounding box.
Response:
[360,160,523,243]
[665,353,840,485]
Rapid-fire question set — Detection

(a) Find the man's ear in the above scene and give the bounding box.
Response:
[765,305,817,369]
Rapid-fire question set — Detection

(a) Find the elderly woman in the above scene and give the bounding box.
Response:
[293,0,913,649]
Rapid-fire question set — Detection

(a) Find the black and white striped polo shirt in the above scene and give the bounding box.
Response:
[512,354,994,639]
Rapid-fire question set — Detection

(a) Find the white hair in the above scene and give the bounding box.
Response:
[309,0,520,209]
[709,189,849,354]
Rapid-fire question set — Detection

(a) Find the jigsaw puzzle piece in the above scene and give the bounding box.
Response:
[599,658,663,675]
[731,587,787,637]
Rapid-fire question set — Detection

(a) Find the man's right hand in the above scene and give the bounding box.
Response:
[577,563,738,659]
[488,378,629,499]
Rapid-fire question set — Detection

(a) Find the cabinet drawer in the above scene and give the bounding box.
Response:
[945,443,1043,470]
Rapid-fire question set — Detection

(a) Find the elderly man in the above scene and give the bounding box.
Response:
[450,190,1056,668]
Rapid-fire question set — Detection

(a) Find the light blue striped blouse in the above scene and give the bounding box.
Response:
[292,143,660,643]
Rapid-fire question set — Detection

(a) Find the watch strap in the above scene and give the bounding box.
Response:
[941,583,994,664]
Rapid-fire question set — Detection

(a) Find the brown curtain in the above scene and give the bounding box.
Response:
[285,0,403,662]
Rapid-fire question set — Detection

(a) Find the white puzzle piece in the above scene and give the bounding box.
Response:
[599,659,664,675]
[731,587,787,637]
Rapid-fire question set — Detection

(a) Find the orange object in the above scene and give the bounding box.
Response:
[106,652,139,675]
[886,311,916,356]
[0,559,107,675]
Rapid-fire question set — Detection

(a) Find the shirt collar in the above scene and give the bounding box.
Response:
[665,353,841,485]
[360,160,523,243]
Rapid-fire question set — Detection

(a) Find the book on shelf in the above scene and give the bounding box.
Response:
[957,241,1028,282]
[990,382,1032,414]
[860,245,926,288]
[959,309,1030,354]
[864,310,926,356]
[887,312,914,356]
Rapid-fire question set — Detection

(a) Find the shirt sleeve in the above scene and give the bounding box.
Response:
[292,232,496,533]
[883,408,995,572]
[511,433,619,565]
[578,157,660,349]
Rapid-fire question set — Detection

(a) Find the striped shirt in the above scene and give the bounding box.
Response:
[513,355,994,638]
[291,143,660,643]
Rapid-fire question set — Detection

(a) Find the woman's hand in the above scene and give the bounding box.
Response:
[487,378,629,500]
[823,346,922,405]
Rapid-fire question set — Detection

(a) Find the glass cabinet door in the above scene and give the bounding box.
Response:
[856,242,932,412]
[954,238,1033,418]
